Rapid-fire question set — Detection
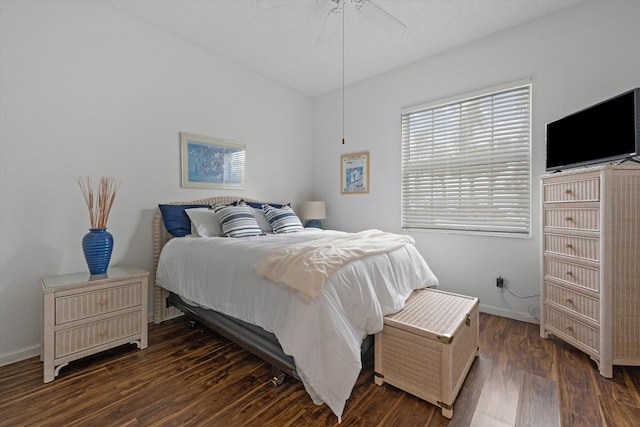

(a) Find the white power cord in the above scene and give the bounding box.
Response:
[498,280,540,322]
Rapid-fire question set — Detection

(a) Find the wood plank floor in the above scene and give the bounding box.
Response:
[2,313,639,426]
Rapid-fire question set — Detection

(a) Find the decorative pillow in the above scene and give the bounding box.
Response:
[262,204,303,234]
[211,202,263,237]
[158,204,209,237]
[244,201,284,210]
[252,208,273,234]
[237,201,283,234]
[185,208,223,237]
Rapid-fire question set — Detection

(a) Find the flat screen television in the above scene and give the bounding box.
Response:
[546,88,640,172]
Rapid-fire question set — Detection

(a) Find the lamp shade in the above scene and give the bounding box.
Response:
[300,201,327,220]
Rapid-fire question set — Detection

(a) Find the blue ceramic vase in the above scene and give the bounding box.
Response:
[82,228,113,274]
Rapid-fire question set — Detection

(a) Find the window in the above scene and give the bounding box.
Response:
[401,82,531,236]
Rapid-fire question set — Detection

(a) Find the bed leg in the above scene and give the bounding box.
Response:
[270,366,286,387]
[187,318,196,329]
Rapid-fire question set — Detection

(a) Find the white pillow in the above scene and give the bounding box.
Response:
[252,208,273,233]
[185,208,222,237]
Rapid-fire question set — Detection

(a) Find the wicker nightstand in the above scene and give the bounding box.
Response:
[41,266,149,383]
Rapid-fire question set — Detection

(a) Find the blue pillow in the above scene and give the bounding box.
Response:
[158,204,208,237]
[244,201,283,209]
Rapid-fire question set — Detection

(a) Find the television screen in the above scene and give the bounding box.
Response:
[546,88,639,172]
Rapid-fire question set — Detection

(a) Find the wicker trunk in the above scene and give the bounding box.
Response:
[374,288,479,418]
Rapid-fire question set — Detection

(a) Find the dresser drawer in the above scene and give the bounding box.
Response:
[544,306,599,354]
[543,207,599,232]
[545,281,599,323]
[544,234,599,262]
[55,310,142,358]
[55,281,142,324]
[543,177,600,203]
[544,257,599,292]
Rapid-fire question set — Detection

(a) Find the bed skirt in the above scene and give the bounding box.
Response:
[167,292,374,381]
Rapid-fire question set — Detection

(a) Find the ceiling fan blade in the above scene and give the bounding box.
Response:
[256,0,318,10]
[315,6,342,50]
[355,0,406,36]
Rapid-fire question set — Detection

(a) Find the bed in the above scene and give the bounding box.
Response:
[152,196,439,421]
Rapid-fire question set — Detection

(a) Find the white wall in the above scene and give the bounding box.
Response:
[312,1,640,320]
[0,0,313,364]
[3,0,639,367]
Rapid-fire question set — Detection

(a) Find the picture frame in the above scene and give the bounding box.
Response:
[341,151,370,194]
[180,132,246,190]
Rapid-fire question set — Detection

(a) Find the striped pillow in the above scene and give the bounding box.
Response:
[211,202,263,238]
[262,204,303,234]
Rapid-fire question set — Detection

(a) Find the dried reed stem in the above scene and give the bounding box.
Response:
[77,176,120,229]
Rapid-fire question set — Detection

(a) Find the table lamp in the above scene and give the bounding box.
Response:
[300,201,326,229]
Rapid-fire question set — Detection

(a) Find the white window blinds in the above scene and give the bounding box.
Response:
[401,83,531,236]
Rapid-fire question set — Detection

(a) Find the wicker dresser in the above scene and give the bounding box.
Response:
[540,164,640,378]
[374,288,479,418]
[41,266,148,383]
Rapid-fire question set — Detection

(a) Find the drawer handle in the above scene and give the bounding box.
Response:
[565,243,573,249]
[565,216,573,221]
[99,298,109,306]
[565,271,574,276]
[564,189,572,194]
[98,330,108,337]
[564,325,573,333]
[564,297,574,305]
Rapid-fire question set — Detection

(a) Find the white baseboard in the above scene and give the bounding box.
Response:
[479,303,540,324]
[0,344,41,367]
[0,308,535,368]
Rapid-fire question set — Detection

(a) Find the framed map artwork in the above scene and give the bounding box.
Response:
[180,132,246,189]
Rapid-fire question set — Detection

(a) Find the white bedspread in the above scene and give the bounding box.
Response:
[156,229,438,421]
[252,229,416,301]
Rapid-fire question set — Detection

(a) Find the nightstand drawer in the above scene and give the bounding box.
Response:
[543,177,600,203]
[544,233,599,262]
[543,207,599,232]
[545,281,599,323]
[55,281,142,324]
[55,311,142,358]
[544,257,599,292]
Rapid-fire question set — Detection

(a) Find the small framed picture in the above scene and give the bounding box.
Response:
[341,151,369,194]
[180,132,246,189]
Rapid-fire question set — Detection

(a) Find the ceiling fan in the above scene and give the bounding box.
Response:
[256,0,406,50]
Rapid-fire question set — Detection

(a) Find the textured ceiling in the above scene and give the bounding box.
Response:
[104,0,584,97]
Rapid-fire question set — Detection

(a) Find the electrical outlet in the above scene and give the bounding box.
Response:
[496,276,504,288]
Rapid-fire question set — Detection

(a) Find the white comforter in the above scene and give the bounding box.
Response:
[253,229,417,301]
[156,229,438,421]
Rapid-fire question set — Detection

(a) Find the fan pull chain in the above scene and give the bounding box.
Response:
[341,0,345,144]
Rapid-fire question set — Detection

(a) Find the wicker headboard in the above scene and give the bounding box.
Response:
[152,195,264,323]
